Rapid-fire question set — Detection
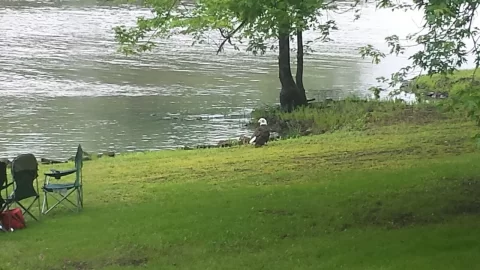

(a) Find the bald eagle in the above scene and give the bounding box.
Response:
[249,118,270,147]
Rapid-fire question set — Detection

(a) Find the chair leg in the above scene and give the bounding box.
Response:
[35,177,40,219]
[17,200,38,221]
[0,208,7,232]
[42,189,78,214]
[42,190,48,214]
[37,194,41,219]
[76,188,82,212]
[79,186,84,208]
[76,190,80,212]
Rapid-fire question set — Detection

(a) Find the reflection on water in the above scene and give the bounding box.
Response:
[0,1,426,159]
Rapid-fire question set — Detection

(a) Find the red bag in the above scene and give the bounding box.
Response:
[1,208,26,231]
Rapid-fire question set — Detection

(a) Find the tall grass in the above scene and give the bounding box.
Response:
[251,97,461,137]
[251,69,480,138]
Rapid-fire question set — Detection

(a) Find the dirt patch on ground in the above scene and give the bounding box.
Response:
[292,148,412,163]
[233,168,255,172]
[446,177,480,215]
[386,211,430,229]
[258,209,294,216]
[348,176,480,230]
[318,147,419,164]
[60,260,91,270]
[449,201,480,215]
[115,257,148,267]
[58,255,148,270]
[352,206,444,231]
[368,107,447,126]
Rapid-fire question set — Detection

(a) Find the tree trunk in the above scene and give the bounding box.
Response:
[278,32,299,112]
[296,29,308,105]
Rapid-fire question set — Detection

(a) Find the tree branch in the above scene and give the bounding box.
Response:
[141,0,180,51]
[331,0,361,14]
[467,3,480,80]
[216,20,248,54]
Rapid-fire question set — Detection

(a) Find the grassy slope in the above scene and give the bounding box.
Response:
[2,119,480,270]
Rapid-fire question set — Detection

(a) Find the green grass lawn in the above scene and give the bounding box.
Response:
[2,119,480,270]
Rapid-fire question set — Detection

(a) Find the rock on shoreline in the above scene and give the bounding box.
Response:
[0,133,284,165]
[0,151,117,166]
[181,133,281,150]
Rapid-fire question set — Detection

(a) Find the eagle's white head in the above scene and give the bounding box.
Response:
[258,118,268,126]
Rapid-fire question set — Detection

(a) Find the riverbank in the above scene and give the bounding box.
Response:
[1,114,480,269]
[3,95,471,164]
[10,98,462,164]
[3,69,478,164]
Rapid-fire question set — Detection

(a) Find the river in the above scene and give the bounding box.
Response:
[0,0,424,159]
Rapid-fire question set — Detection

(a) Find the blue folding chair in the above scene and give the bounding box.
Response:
[42,145,83,214]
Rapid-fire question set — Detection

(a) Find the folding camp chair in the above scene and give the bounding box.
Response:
[0,160,9,210]
[3,154,41,222]
[42,144,83,214]
[0,160,11,232]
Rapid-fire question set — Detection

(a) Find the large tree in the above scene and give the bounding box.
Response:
[114,0,343,112]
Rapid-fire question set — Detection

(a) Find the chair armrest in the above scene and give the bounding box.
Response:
[44,168,77,180]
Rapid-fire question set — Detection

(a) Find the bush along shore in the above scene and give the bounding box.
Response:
[250,69,480,140]
[398,68,480,102]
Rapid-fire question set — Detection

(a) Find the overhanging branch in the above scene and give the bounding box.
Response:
[216,20,247,54]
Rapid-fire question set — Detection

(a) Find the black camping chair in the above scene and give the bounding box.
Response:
[3,154,41,222]
[0,160,13,232]
[0,160,10,210]
[42,144,84,214]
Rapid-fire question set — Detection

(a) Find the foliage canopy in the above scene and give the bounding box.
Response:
[114,0,342,56]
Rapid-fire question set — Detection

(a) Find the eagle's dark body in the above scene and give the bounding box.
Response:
[250,125,270,147]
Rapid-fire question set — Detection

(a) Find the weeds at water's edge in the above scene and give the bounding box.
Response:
[245,70,480,142]
[249,97,462,138]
